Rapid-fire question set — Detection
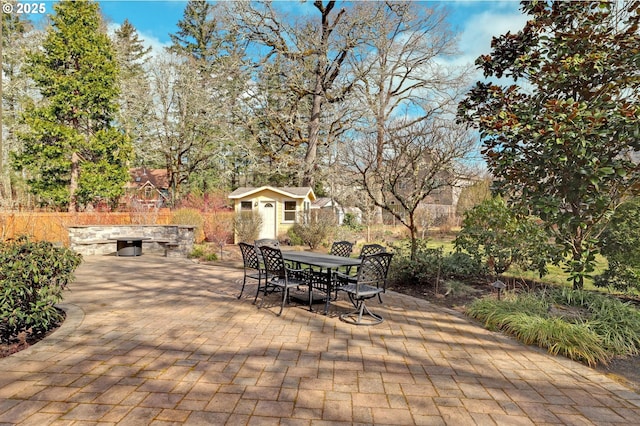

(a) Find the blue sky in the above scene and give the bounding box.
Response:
[27,1,529,71]
[91,1,529,69]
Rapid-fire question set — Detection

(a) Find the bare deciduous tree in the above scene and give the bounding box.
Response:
[227,1,376,187]
[347,118,476,260]
[349,2,473,224]
[147,53,225,203]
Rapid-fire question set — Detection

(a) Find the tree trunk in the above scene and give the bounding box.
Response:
[302,72,324,187]
[68,152,80,212]
[572,247,585,290]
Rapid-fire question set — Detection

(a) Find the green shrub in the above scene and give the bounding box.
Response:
[286,227,304,246]
[171,208,205,243]
[441,251,486,279]
[595,198,640,295]
[455,196,555,277]
[388,239,486,288]
[233,212,262,243]
[342,213,363,232]
[188,245,218,262]
[0,236,82,344]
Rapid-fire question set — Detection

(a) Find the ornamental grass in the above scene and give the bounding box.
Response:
[466,288,640,367]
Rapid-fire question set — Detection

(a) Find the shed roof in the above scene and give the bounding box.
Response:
[228,186,316,201]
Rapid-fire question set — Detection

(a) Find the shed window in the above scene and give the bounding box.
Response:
[284,201,297,222]
[241,201,253,211]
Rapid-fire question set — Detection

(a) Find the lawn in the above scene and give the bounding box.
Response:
[426,236,610,292]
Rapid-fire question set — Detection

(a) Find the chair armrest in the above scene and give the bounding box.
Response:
[333,271,356,284]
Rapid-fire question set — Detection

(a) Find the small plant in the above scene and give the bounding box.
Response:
[342,213,363,232]
[286,227,304,246]
[187,244,217,261]
[0,236,82,344]
[189,245,205,259]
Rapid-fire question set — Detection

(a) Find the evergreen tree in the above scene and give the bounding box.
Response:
[161,1,250,196]
[113,19,156,167]
[169,0,220,68]
[458,1,640,289]
[13,0,133,211]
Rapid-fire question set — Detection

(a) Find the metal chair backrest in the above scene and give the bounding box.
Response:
[255,238,280,248]
[330,241,354,258]
[258,245,286,278]
[359,243,386,258]
[356,252,393,291]
[239,242,260,270]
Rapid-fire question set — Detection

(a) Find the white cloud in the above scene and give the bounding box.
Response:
[137,30,171,57]
[448,9,529,72]
[107,22,170,58]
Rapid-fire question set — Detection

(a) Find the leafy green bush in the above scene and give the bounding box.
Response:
[233,212,262,243]
[455,196,556,277]
[171,208,205,243]
[595,198,640,295]
[388,239,486,288]
[467,288,640,366]
[0,237,82,344]
[342,213,363,232]
[286,227,304,246]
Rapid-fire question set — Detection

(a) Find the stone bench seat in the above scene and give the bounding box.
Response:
[69,225,194,257]
[74,239,112,245]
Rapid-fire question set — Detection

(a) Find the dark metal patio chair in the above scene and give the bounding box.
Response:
[330,241,354,258]
[335,252,393,325]
[237,242,266,302]
[358,243,386,258]
[258,245,310,316]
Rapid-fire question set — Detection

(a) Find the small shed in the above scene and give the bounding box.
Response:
[228,186,316,242]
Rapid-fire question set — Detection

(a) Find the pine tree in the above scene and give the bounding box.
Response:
[113,19,156,167]
[169,0,220,67]
[13,0,133,211]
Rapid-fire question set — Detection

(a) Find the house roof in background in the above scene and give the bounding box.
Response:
[228,186,316,201]
[126,168,169,190]
[312,197,340,209]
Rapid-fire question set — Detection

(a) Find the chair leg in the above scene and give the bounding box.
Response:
[340,297,384,325]
[253,276,262,304]
[259,279,270,309]
[239,275,247,299]
[278,287,288,316]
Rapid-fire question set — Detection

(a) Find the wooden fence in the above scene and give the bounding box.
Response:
[0,209,235,245]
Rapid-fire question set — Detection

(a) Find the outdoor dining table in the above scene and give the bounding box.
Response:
[281,250,362,314]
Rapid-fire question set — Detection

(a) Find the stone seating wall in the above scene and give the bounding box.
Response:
[68,225,195,257]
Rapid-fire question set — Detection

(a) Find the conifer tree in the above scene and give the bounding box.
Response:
[13,0,133,211]
[113,19,156,167]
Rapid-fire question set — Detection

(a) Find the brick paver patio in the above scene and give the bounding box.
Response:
[1,254,639,425]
